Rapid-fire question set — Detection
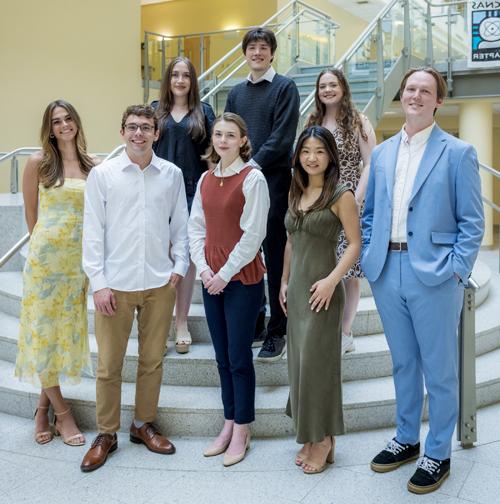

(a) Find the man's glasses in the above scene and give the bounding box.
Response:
[124,123,155,133]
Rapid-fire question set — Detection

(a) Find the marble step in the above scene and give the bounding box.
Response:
[2,341,500,437]
[2,266,500,387]
[0,261,490,340]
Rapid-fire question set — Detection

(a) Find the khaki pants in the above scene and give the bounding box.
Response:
[95,283,176,433]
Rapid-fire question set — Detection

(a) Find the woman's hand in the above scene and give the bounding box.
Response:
[279,282,288,316]
[309,277,337,312]
[206,273,228,295]
[200,268,215,288]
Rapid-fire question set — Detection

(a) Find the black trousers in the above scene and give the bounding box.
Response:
[258,170,290,338]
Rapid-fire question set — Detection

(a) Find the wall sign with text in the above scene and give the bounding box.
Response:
[468,2,500,68]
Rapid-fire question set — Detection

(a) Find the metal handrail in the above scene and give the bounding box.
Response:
[479,162,500,179]
[202,7,329,102]
[197,0,337,83]
[0,144,126,268]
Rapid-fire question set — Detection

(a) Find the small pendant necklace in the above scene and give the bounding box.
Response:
[219,175,224,187]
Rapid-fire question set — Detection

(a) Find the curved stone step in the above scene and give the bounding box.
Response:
[1,267,500,386]
[1,343,500,437]
[0,261,490,340]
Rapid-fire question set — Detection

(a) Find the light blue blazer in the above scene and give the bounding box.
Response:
[361,125,484,287]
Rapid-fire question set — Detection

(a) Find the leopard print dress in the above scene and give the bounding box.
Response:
[332,127,364,279]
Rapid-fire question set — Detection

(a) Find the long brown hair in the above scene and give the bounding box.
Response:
[203,113,252,163]
[39,100,94,188]
[289,126,340,218]
[306,68,367,151]
[157,57,206,142]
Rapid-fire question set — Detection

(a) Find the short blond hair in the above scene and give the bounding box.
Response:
[400,67,447,101]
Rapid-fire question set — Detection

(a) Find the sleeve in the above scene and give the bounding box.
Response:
[218,171,270,282]
[203,102,216,135]
[251,80,300,170]
[452,145,485,280]
[188,172,211,274]
[82,168,108,292]
[360,148,379,259]
[169,169,190,277]
[224,88,235,113]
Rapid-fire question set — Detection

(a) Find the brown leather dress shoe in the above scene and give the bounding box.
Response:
[130,423,176,455]
[80,433,118,472]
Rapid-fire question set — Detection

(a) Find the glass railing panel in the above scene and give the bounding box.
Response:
[428,3,449,65]
[449,3,468,62]
[297,14,335,66]
[410,0,428,62]
[382,0,405,71]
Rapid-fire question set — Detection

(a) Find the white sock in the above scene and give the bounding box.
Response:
[133,419,145,428]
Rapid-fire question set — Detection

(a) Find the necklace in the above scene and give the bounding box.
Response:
[219,174,224,187]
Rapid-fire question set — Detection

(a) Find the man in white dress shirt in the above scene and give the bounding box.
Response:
[80,105,189,472]
[361,68,483,494]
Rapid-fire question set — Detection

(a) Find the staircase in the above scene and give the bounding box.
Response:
[1,213,500,437]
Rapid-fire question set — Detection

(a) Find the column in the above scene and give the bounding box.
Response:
[459,101,494,246]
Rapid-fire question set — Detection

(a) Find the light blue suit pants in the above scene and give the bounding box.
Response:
[370,251,464,460]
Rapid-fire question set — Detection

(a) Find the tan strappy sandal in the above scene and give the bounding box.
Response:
[302,437,335,475]
[34,405,53,445]
[54,408,85,446]
[174,326,192,354]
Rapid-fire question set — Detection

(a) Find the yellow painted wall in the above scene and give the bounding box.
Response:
[0,0,142,192]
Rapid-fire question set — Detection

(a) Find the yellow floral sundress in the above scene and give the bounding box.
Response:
[15,178,92,388]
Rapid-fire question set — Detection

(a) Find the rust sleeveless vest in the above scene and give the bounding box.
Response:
[201,166,266,285]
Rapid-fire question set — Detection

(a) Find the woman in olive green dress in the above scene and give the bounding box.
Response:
[280,126,361,474]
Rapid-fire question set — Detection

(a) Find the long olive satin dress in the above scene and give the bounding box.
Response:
[285,184,349,443]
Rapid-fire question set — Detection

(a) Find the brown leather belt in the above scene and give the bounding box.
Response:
[389,242,408,251]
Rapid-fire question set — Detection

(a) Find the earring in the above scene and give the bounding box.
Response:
[49,134,55,139]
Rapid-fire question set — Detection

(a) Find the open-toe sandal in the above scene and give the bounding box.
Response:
[174,326,192,354]
[34,406,53,445]
[54,408,85,447]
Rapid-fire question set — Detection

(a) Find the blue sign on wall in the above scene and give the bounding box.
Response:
[468,3,500,67]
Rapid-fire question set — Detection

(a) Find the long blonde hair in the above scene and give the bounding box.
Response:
[39,100,94,188]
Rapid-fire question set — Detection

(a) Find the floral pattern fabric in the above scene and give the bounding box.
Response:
[15,178,92,388]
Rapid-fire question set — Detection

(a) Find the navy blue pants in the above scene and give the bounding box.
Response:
[203,279,264,424]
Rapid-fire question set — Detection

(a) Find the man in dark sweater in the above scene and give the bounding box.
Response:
[225,28,300,361]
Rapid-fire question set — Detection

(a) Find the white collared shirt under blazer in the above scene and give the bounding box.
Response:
[83,150,189,292]
[188,157,270,282]
[391,122,435,242]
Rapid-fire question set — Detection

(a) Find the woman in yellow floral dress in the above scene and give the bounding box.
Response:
[15,100,98,445]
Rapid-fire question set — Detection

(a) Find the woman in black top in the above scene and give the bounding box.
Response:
[153,56,215,354]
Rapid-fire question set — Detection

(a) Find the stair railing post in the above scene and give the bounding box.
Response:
[293,2,300,65]
[10,155,19,193]
[161,36,166,80]
[375,18,385,121]
[457,280,477,448]
[200,35,205,77]
[446,5,454,94]
[143,33,150,104]
[402,0,411,70]
[426,0,433,65]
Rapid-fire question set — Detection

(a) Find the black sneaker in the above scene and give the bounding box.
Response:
[252,329,267,348]
[407,456,450,494]
[370,438,420,473]
[256,335,286,362]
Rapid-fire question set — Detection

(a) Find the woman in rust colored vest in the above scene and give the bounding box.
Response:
[189,113,270,467]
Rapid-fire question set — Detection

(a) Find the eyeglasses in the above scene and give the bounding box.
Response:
[124,123,155,133]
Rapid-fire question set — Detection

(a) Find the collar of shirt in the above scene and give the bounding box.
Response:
[118,149,163,172]
[401,122,435,147]
[246,66,276,85]
[213,157,246,176]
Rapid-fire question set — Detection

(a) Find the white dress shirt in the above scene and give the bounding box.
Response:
[246,66,276,171]
[83,150,189,292]
[188,157,270,283]
[391,122,435,242]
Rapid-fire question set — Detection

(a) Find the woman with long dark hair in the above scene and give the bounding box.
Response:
[15,100,99,445]
[280,126,360,473]
[153,56,215,354]
[307,68,376,354]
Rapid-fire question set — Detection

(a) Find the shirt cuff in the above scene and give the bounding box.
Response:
[218,265,234,283]
[248,158,262,171]
[89,274,108,293]
[173,261,189,278]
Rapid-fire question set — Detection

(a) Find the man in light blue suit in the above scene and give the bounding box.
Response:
[361,68,484,495]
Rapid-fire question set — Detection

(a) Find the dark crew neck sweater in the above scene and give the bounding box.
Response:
[225,74,300,176]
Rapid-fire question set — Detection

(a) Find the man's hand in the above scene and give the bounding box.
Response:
[170,273,183,288]
[93,288,117,316]
[206,273,228,295]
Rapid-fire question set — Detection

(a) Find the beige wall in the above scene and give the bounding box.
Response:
[0,0,142,192]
